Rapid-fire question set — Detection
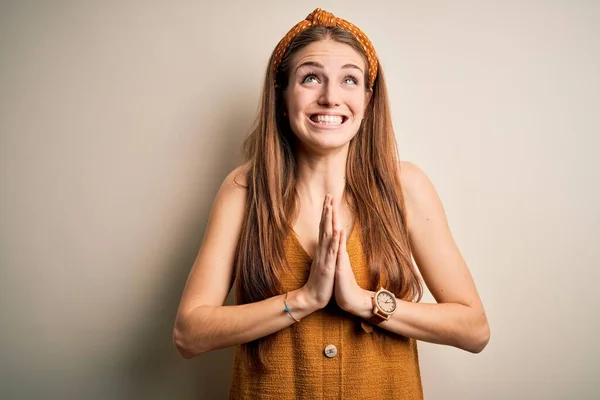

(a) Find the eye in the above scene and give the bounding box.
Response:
[301,73,319,84]
[343,75,359,85]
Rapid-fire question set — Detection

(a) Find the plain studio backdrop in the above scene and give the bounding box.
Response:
[1,1,598,399]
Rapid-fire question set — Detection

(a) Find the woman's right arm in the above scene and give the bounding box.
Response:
[172,166,334,359]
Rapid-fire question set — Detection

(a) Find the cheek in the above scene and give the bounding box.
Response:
[287,88,312,114]
[349,96,367,118]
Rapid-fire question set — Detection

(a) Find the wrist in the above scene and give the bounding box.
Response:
[343,288,374,319]
[292,287,323,316]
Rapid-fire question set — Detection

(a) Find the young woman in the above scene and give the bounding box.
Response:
[174,8,489,399]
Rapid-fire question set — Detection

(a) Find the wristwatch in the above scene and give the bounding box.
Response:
[361,287,397,333]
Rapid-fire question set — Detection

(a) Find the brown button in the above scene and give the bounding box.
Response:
[324,344,338,358]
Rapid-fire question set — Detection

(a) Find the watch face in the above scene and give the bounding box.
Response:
[376,290,396,313]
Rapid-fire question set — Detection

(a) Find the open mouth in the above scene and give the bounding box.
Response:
[309,114,348,125]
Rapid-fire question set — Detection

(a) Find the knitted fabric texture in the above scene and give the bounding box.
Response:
[272,8,378,88]
[229,220,423,399]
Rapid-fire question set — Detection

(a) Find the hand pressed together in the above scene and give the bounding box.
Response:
[300,194,363,312]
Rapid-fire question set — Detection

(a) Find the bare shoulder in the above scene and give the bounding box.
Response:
[221,163,250,193]
[206,162,250,241]
[207,164,249,223]
[175,163,250,315]
[398,160,437,202]
[208,162,250,242]
[398,163,488,351]
[398,161,445,231]
[399,161,433,194]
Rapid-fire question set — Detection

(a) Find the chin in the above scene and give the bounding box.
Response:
[301,134,355,153]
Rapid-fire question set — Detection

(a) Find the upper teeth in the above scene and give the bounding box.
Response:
[314,115,343,124]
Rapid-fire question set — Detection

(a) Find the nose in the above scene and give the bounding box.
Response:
[318,81,342,107]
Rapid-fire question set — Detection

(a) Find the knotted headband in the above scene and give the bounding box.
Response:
[272,8,378,88]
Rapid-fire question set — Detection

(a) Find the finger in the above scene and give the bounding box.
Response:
[324,198,333,239]
[318,194,330,239]
[331,200,338,238]
[332,197,342,235]
[328,227,340,258]
[339,228,347,254]
[336,229,346,265]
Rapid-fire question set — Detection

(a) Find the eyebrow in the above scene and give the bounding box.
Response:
[295,61,364,74]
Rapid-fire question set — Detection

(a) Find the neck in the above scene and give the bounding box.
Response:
[295,145,349,209]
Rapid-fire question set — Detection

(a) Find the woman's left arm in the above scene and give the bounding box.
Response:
[347,161,490,353]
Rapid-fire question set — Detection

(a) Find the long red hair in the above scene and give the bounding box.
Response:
[234,26,423,370]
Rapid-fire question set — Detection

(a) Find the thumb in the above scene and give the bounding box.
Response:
[336,229,347,267]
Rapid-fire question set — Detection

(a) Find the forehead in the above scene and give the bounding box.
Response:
[289,39,366,72]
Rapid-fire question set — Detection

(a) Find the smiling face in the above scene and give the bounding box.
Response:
[282,39,372,153]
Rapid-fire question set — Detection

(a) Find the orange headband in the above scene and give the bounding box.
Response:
[272,8,378,88]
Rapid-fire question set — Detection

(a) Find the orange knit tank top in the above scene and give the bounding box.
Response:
[229,220,423,399]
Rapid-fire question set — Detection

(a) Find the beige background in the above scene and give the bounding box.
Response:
[1,0,599,399]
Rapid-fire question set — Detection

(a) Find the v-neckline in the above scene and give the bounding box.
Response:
[289,218,358,262]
